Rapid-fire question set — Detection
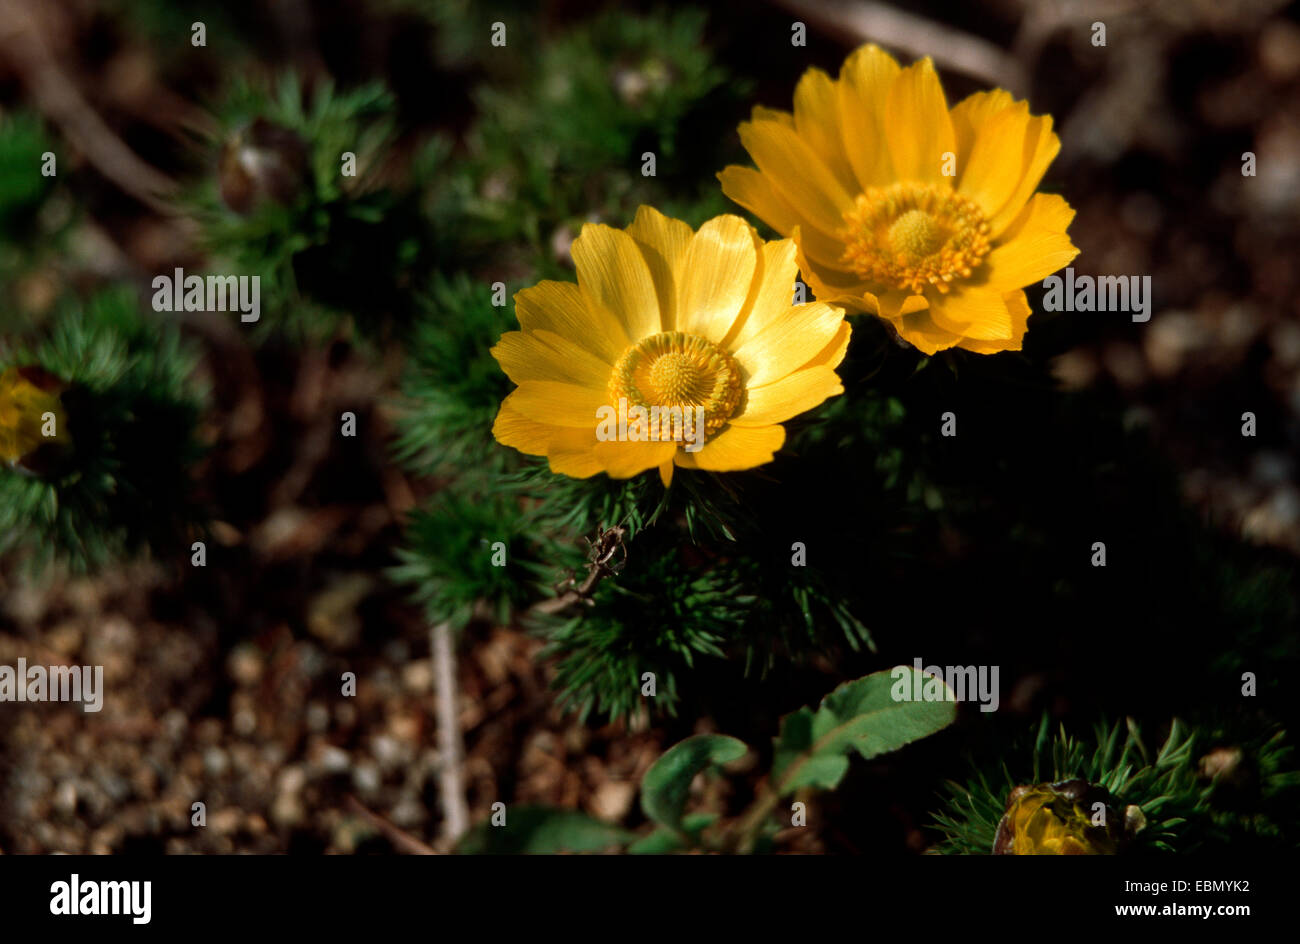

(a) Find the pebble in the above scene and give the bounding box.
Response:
[226,645,264,686]
[352,762,382,796]
[203,747,229,777]
[232,707,258,736]
[388,797,426,829]
[305,701,331,732]
[271,793,305,828]
[402,659,433,693]
[278,766,306,795]
[371,734,408,770]
[211,808,242,835]
[590,781,636,822]
[314,744,351,775]
[54,780,78,817]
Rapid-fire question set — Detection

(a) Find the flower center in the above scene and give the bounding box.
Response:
[838,182,991,294]
[648,353,704,403]
[609,331,742,440]
[888,209,944,258]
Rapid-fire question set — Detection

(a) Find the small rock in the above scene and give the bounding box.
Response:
[46,623,83,657]
[232,708,257,737]
[313,744,350,775]
[203,747,229,777]
[54,780,78,817]
[402,660,433,694]
[211,808,242,835]
[371,734,407,770]
[351,762,382,796]
[589,781,636,821]
[226,645,264,686]
[305,701,331,732]
[271,793,304,828]
[388,797,426,829]
[277,766,306,795]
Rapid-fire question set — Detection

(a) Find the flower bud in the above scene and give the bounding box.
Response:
[0,365,73,477]
[218,118,309,215]
[992,779,1126,855]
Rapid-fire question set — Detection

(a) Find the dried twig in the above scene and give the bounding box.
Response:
[0,0,178,213]
[345,795,437,855]
[531,524,628,615]
[432,620,470,848]
[771,0,1029,94]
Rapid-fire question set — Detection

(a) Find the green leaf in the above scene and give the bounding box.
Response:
[772,666,956,794]
[641,734,748,831]
[454,807,632,855]
[626,813,719,855]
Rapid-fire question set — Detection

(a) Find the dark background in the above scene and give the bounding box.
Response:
[0,0,1297,854]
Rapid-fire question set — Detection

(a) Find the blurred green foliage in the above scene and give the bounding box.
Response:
[186,75,435,342]
[0,289,207,572]
[0,112,72,334]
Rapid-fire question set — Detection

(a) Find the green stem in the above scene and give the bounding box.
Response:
[727,783,782,855]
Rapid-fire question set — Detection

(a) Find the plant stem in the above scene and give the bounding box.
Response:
[727,783,783,855]
[432,620,469,848]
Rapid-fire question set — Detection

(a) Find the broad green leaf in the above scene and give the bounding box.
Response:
[641,734,748,831]
[772,666,956,794]
[626,813,719,855]
[455,806,632,854]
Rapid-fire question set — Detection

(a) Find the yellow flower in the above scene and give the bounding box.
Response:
[0,365,70,468]
[491,207,851,486]
[992,781,1120,855]
[719,44,1079,356]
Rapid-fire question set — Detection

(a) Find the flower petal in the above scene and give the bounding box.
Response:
[896,307,965,355]
[793,229,877,314]
[957,101,1032,219]
[693,424,786,471]
[989,114,1061,235]
[492,402,603,477]
[718,166,852,270]
[722,238,799,349]
[956,290,1031,354]
[793,67,857,192]
[838,44,901,189]
[802,321,852,371]
[658,459,675,487]
[927,286,1015,340]
[731,301,846,386]
[548,430,604,477]
[732,366,843,427]
[878,290,930,321]
[676,215,760,343]
[514,280,629,364]
[885,57,955,186]
[983,193,1079,290]
[751,104,794,127]
[490,329,612,388]
[491,400,552,456]
[626,205,694,332]
[571,222,661,342]
[949,89,1015,167]
[737,119,854,239]
[507,381,613,428]
[591,439,676,478]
